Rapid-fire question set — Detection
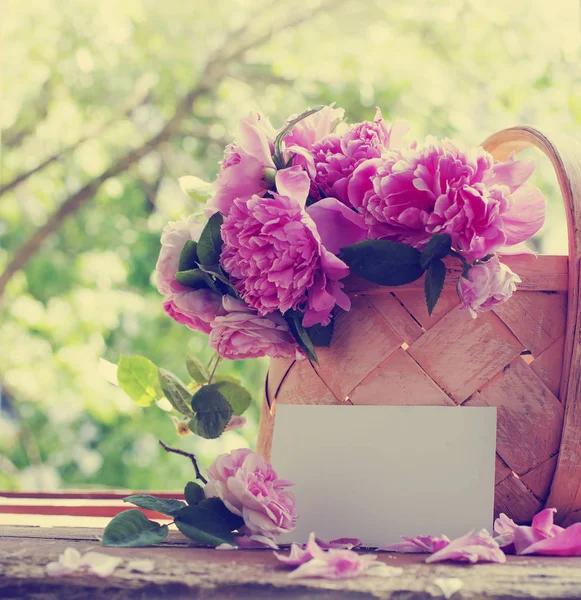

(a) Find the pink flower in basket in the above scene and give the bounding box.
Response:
[457,256,521,318]
[156,215,222,333]
[348,139,546,260]
[209,296,299,360]
[311,108,410,205]
[207,112,277,216]
[205,449,297,539]
[220,167,353,327]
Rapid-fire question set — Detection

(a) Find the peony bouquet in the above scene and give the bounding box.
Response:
[158,104,546,364]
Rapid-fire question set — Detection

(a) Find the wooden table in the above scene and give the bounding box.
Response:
[2,526,581,599]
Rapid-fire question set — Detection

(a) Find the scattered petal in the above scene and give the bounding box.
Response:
[321,537,364,550]
[236,534,279,550]
[216,544,239,551]
[434,577,464,599]
[127,558,156,572]
[520,523,581,556]
[81,552,123,578]
[378,535,450,554]
[275,543,313,566]
[426,530,505,564]
[288,550,380,580]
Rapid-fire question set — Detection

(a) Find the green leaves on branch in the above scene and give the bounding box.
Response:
[117,356,162,407]
[340,240,424,286]
[174,504,238,547]
[424,259,446,316]
[123,495,186,517]
[197,212,224,267]
[159,368,195,416]
[186,356,209,384]
[184,481,205,505]
[341,234,452,315]
[101,510,168,547]
[212,380,251,415]
[189,384,233,439]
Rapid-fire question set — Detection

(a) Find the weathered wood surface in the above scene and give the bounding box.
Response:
[2,526,581,599]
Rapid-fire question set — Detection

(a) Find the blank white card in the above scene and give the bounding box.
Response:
[271,405,496,547]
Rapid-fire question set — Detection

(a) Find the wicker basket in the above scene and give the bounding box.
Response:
[257,126,581,527]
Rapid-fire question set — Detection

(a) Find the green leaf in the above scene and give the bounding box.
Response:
[419,234,452,270]
[198,497,244,531]
[184,481,205,505]
[189,385,233,439]
[117,356,162,407]
[123,494,186,516]
[197,213,224,266]
[306,319,334,347]
[186,356,209,384]
[197,264,239,298]
[285,310,318,364]
[273,106,324,168]
[424,259,447,316]
[175,268,207,289]
[158,368,195,416]
[340,240,425,286]
[211,381,251,416]
[101,509,168,547]
[178,240,199,272]
[213,374,242,385]
[174,505,237,546]
[178,176,213,203]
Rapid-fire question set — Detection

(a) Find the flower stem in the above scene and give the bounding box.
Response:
[158,439,208,484]
[207,354,222,385]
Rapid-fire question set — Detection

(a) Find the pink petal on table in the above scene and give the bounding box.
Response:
[288,550,380,580]
[494,513,518,537]
[513,508,564,554]
[377,535,450,554]
[275,542,313,566]
[236,534,279,550]
[46,547,83,577]
[520,523,581,556]
[81,552,123,578]
[426,530,506,564]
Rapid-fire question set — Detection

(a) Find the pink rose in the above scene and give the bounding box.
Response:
[155,215,204,295]
[206,112,276,216]
[209,297,299,360]
[348,139,545,260]
[220,167,351,327]
[312,109,410,205]
[163,288,222,334]
[458,256,521,318]
[205,449,297,539]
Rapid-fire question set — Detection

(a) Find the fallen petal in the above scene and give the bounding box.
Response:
[81,552,123,578]
[434,577,464,599]
[426,530,506,564]
[127,558,156,572]
[216,544,239,551]
[520,523,581,556]
[377,535,450,554]
[274,542,313,566]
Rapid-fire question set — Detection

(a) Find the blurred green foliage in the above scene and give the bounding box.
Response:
[0,0,579,490]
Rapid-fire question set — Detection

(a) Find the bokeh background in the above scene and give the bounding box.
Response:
[1,0,579,491]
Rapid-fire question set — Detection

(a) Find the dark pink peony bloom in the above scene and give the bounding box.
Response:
[426,529,506,564]
[220,167,351,327]
[457,256,521,318]
[209,296,299,360]
[312,109,410,205]
[204,449,297,540]
[206,112,276,216]
[348,139,545,260]
[377,534,450,554]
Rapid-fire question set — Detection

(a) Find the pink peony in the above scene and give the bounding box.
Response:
[220,167,351,327]
[494,508,581,556]
[457,256,521,318]
[155,215,205,296]
[312,109,410,205]
[377,534,450,554]
[209,296,299,360]
[348,139,545,260]
[282,105,345,175]
[206,112,277,216]
[426,529,506,564]
[204,449,297,540]
[163,288,222,334]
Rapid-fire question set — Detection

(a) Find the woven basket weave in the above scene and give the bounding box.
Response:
[257,126,581,526]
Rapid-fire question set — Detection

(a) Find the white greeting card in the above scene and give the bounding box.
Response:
[270,404,496,547]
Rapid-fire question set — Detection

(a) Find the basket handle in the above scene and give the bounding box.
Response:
[483,126,581,523]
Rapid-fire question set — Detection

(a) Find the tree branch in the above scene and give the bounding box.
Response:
[0,1,345,300]
[159,440,207,484]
